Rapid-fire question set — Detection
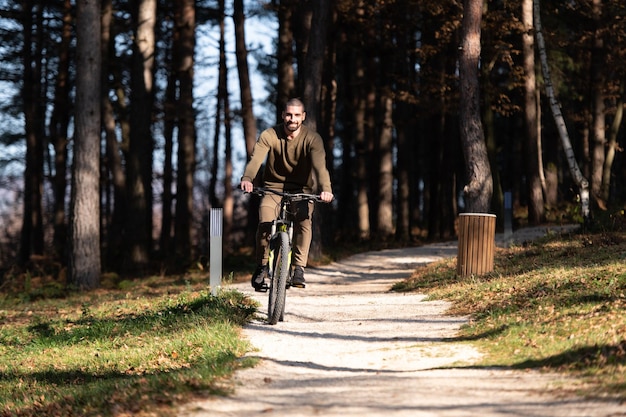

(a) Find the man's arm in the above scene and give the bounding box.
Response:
[240,134,270,191]
[309,134,333,202]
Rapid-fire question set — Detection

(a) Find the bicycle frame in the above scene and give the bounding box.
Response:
[249,187,323,324]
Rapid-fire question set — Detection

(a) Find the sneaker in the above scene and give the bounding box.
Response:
[251,265,268,292]
[291,265,306,288]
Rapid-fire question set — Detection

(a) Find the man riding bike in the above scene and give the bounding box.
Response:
[240,98,334,291]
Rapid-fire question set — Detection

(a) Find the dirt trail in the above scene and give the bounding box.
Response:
[179,225,625,417]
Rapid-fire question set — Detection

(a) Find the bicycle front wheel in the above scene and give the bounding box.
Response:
[268,231,290,325]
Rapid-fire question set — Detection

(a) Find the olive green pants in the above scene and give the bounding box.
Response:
[256,193,314,268]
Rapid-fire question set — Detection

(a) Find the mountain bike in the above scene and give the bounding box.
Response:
[248,187,326,325]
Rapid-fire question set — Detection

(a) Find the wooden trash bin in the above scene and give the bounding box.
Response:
[457,213,496,277]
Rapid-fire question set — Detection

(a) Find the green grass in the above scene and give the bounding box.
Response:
[3,229,626,414]
[393,230,626,400]
[0,274,259,417]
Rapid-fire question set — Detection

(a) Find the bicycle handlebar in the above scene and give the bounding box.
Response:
[246,187,328,203]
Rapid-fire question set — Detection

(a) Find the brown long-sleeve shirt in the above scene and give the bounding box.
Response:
[241,124,332,193]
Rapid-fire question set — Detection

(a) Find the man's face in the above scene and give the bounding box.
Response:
[282,105,305,133]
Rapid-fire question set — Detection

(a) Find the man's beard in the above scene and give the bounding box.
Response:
[285,121,300,132]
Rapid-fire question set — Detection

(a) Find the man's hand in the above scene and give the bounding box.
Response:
[241,180,254,193]
[320,191,334,203]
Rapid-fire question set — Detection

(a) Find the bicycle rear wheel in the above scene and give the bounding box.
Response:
[268,231,290,325]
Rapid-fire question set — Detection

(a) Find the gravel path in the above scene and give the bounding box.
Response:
[179,225,625,417]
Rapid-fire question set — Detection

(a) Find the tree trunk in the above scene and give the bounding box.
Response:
[209,0,225,209]
[459,0,492,213]
[480,4,504,227]
[126,0,156,272]
[395,100,412,241]
[293,1,313,98]
[534,0,590,220]
[174,0,196,264]
[101,0,127,269]
[301,0,331,260]
[601,85,623,202]
[351,50,370,239]
[590,0,606,208]
[523,0,544,224]
[223,67,234,252]
[339,43,368,240]
[49,0,72,259]
[376,93,394,238]
[208,0,234,258]
[233,0,257,158]
[69,0,101,290]
[302,0,330,132]
[19,0,45,265]
[276,0,296,122]
[356,94,371,240]
[160,56,176,260]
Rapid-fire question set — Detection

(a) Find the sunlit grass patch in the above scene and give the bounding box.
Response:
[394,231,626,400]
[0,282,258,417]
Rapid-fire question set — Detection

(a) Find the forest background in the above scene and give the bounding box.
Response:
[0,0,625,290]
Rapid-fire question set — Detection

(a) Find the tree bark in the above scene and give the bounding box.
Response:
[523,0,544,224]
[160,53,176,260]
[233,0,257,158]
[601,86,623,202]
[355,85,370,240]
[19,0,45,264]
[209,1,225,209]
[377,93,394,238]
[534,0,590,220]
[301,0,331,260]
[101,0,127,269]
[174,0,196,263]
[302,0,330,132]
[223,64,234,251]
[49,0,72,259]
[126,0,156,272]
[276,0,296,122]
[590,0,606,207]
[459,0,492,213]
[69,0,101,290]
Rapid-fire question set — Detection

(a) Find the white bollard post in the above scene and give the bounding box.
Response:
[210,208,223,296]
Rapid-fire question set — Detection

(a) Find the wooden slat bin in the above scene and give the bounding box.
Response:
[457,213,496,277]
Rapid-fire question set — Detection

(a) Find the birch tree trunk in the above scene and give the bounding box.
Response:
[69,0,101,290]
[534,0,590,220]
